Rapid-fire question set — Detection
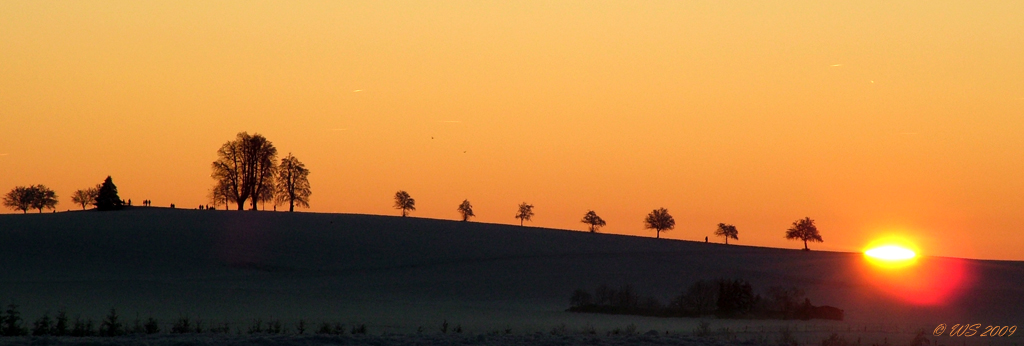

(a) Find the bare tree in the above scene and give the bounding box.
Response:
[515,202,534,226]
[209,178,234,210]
[394,190,415,217]
[643,208,675,239]
[715,223,739,244]
[275,153,311,212]
[457,199,474,221]
[3,186,33,213]
[211,132,278,210]
[29,185,58,213]
[71,187,99,210]
[581,210,606,233]
[785,217,823,251]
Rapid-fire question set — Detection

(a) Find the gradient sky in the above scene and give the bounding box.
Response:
[2,1,1022,260]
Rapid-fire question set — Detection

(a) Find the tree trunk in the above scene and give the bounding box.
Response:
[725,237,728,245]
[804,239,808,250]
[289,200,294,212]
[520,219,523,226]
[656,230,660,238]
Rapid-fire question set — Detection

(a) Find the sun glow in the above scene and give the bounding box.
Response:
[865,245,916,260]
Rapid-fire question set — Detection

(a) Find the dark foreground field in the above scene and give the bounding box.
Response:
[1,208,1022,345]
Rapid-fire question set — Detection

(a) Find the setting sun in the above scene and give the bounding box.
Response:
[865,245,917,261]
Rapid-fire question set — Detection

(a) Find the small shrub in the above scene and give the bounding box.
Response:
[570,289,593,308]
[550,323,567,335]
[100,308,124,336]
[351,324,366,334]
[778,327,799,346]
[53,310,69,336]
[211,321,231,334]
[1,304,28,336]
[32,313,53,336]
[580,324,596,335]
[440,319,448,334]
[144,317,160,334]
[71,317,96,337]
[316,322,332,335]
[694,321,712,337]
[172,316,192,334]
[822,333,851,346]
[296,319,306,334]
[909,330,929,346]
[625,323,637,335]
[454,324,462,334]
[266,319,283,334]
[129,316,144,335]
[247,319,263,334]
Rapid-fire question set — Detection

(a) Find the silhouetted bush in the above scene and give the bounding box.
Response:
[172,316,192,334]
[765,286,805,319]
[569,280,840,321]
[670,280,717,316]
[71,316,96,337]
[351,324,366,334]
[821,333,853,346]
[266,319,283,334]
[95,176,123,211]
[693,321,712,337]
[569,289,593,308]
[53,310,68,336]
[296,319,306,334]
[716,279,758,317]
[246,319,263,334]
[32,313,52,336]
[99,308,124,336]
[144,317,160,334]
[1,304,28,336]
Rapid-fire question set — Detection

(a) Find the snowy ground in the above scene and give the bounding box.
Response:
[1,208,1022,345]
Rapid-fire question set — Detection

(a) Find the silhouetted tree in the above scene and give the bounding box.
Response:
[570,289,593,308]
[716,279,757,317]
[457,199,474,221]
[3,186,34,213]
[515,202,534,226]
[99,308,123,336]
[94,176,123,211]
[581,210,606,233]
[211,132,278,210]
[785,217,823,251]
[671,280,717,316]
[715,223,739,244]
[209,178,234,210]
[765,286,805,317]
[643,208,674,239]
[29,184,58,213]
[275,153,311,212]
[71,187,99,210]
[1,304,27,336]
[53,310,68,336]
[394,190,415,217]
[32,313,52,336]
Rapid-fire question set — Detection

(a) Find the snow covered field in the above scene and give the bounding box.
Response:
[1,208,1022,345]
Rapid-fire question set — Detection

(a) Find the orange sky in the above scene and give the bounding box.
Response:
[2,1,1022,260]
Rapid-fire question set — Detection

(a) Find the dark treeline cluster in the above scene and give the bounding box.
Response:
[0,304,369,338]
[211,132,311,212]
[568,280,844,321]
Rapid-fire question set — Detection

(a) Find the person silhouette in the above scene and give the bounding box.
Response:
[705,236,708,243]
